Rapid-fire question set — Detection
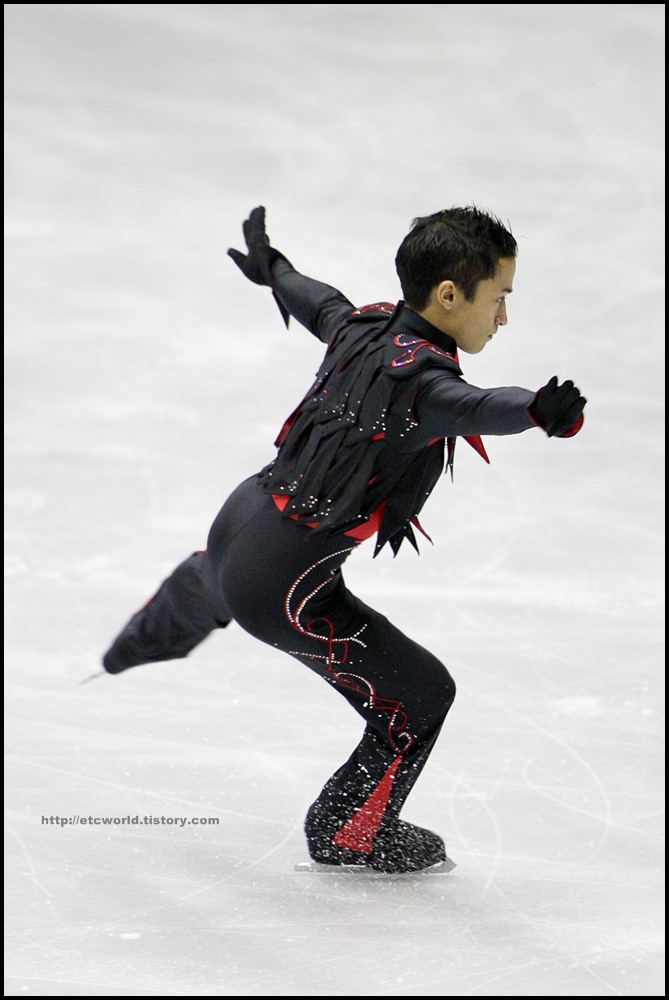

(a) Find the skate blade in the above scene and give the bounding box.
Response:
[294,856,456,875]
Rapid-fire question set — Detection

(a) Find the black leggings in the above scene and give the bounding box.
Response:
[115,475,456,855]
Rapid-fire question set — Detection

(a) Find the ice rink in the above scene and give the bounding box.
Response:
[4,4,665,996]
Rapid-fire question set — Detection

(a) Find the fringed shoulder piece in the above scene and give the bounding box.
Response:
[257,304,461,554]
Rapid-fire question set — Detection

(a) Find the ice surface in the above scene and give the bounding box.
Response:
[5,4,664,996]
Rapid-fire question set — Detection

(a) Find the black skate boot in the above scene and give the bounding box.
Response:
[103,599,231,674]
[366,819,447,873]
[103,550,232,674]
[102,604,169,674]
[305,800,447,874]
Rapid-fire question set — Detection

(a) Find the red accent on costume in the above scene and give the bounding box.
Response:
[558,412,585,438]
[332,756,403,853]
[410,516,433,545]
[351,302,395,316]
[272,494,386,542]
[463,435,490,463]
[272,493,319,527]
[527,406,585,439]
[343,502,387,541]
[390,334,457,369]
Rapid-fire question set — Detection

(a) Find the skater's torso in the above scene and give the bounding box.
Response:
[258,261,535,555]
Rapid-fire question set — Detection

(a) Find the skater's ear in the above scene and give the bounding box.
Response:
[434,280,457,311]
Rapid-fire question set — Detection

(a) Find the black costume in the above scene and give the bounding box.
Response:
[103,251,583,872]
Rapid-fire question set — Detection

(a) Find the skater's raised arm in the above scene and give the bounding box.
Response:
[269,257,355,343]
[228,206,353,343]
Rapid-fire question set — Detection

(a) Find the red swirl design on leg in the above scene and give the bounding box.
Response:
[284,553,414,755]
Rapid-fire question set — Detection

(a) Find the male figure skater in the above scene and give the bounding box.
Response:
[102,206,586,873]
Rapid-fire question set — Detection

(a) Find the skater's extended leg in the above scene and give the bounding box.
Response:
[103,551,231,674]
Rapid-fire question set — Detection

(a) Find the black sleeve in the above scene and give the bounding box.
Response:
[269,257,355,344]
[411,369,536,446]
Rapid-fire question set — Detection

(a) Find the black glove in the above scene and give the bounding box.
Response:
[227,206,291,327]
[227,206,289,286]
[528,376,587,437]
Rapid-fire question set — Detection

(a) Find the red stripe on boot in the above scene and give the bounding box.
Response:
[332,757,402,853]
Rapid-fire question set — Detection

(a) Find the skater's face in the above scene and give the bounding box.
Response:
[426,257,516,355]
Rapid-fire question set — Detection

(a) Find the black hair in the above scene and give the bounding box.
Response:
[395,206,517,309]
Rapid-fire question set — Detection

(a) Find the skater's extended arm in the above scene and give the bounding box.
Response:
[412,371,534,444]
[227,206,353,343]
[411,370,585,447]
